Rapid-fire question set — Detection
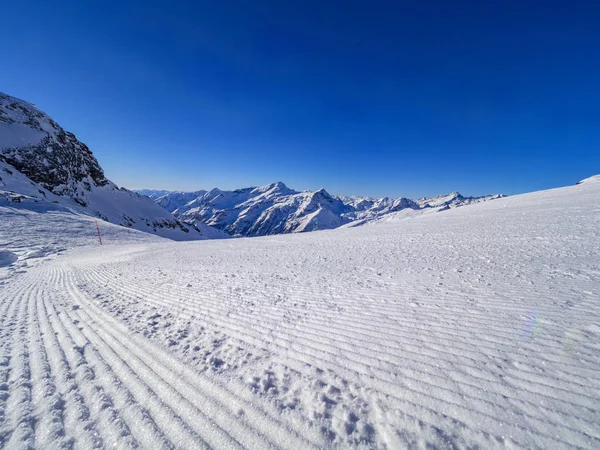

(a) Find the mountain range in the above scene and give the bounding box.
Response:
[1,90,503,241]
[138,184,504,237]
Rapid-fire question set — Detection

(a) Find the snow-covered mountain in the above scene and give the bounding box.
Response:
[140,182,504,237]
[0,92,226,241]
[415,191,504,210]
[135,189,174,200]
[165,182,351,237]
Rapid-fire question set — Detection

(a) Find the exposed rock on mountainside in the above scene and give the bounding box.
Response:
[0,92,225,240]
[0,93,107,205]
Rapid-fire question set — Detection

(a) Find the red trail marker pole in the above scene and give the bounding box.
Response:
[95,220,103,245]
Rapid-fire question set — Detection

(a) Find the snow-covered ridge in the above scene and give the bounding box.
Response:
[0,92,227,241]
[139,184,505,237]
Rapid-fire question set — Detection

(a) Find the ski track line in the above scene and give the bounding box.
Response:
[245,307,600,412]
[27,283,72,449]
[147,265,600,387]
[163,252,597,335]
[87,274,599,423]
[205,298,600,400]
[254,304,599,394]
[0,273,36,448]
[3,266,141,450]
[68,276,494,449]
[98,273,600,433]
[38,296,113,450]
[51,265,212,450]
[59,263,321,450]
[69,262,597,448]
[81,260,600,386]
[67,264,328,448]
[242,286,597,372]
[76,263,564,390]
[75,255,597,448]
[1,273,36,449]
[79,255,578,342]
[142,297,594,448]
[76,262,600,443]
[42,266,147,449]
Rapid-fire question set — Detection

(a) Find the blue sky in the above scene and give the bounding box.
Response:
[2,1,599,198]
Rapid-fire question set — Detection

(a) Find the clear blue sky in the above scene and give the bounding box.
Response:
[2,1,599,198]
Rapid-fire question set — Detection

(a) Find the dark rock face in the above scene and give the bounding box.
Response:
[0,93,108,205]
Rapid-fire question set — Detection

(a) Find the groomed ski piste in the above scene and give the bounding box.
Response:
[1,177,599,449]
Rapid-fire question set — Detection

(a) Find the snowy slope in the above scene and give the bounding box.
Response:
[0,92,223,241]
[0,177,598,449]
[146,183,503,237]
[578,174,600,184]
[0,199,164,282]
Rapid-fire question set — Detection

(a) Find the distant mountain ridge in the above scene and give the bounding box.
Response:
[139,183,504,237]
[0,92,226,241]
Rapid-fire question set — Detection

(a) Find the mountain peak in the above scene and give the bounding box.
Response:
[265,181,290,193]
[251,181,295,197]
[313,188,332,198]
[272,181,288,189]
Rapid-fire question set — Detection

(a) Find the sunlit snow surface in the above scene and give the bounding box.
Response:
[0,179,599,449]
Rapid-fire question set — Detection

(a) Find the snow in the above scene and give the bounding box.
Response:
[147,182,504,237]
[0,200,163,283]
[0,177,599,448]
[136,189,175,200]
[578,174,600,184]
[164,183,355,237]
[155,190,208,212]
[0,159,223,242]
[0,123,46,150]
